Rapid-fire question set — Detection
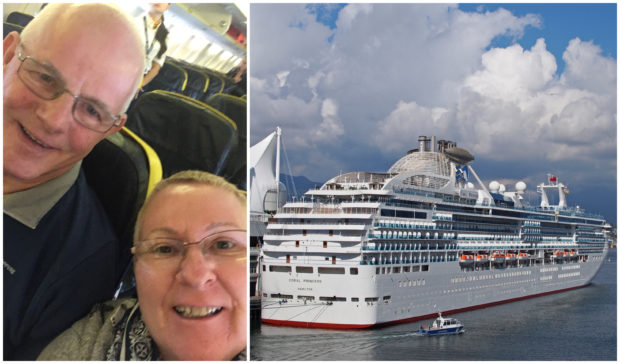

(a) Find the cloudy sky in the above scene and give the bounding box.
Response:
[249,3,617,222]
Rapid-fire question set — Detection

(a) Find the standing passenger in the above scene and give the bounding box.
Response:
[3,3,145,359]
[140,3,171,86]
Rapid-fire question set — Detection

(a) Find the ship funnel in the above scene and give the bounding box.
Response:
[418,136,429,152]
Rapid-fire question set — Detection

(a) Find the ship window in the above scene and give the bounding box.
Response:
[319,296,346,302]
[298,295,314,300]
[365,297,379,302]
[393,267,400,273]
[286,255,290,263]
[296,266,313,274]
[332,256,336,264]
[381,267,386,274]
[376,267,380,274]
[318,267,345,274]
[351,297,359,302]
[387,267,391,274]
[395,210,414,218]
[271,293,293,299]
[403,266,410,273]
[323,241,327,248]
[422,265,429,271]
[412,266,420,272]
[350,268,358,275]
[269,265,292,273]
[263,293,267,297]
[262,265,266,272]
[329,230,334,236]
[383,296,391,300]
[296,240,300,247]
[303,230,307,236]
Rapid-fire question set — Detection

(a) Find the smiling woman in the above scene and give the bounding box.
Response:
[38,170,247,361]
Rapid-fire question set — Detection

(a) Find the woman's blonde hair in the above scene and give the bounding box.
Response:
[133,170,246,243]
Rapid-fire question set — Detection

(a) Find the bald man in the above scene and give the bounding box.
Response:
[3,4,145,359]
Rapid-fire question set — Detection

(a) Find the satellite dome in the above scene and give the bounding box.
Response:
[516,181,527,194]
[489,181,500,193]
[499,184,506,193]
[466,182,475,189]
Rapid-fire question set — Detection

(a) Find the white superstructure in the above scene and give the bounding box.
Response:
[260,136,609,328]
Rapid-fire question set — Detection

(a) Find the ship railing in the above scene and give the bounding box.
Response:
[250,212,270,223]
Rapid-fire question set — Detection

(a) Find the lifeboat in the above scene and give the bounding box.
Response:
[553,251,564,259]
[490,251,505,264]
[517,252,530,260]
[505,253,517,262]
[459,255,474,264]
[475,254,489,264]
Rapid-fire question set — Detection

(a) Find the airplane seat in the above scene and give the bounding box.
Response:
[6,11,33,27]
[222,79,246,97]
[182,66,209,100]
[125,90,238,179]
[206,93,247,190]
[82,127,162,291]
[3,22,23,37]
[206,93,246,133]
[142,61,188,95]
[198,70,225,101]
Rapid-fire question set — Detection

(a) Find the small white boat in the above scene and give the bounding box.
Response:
[417,313,465,336]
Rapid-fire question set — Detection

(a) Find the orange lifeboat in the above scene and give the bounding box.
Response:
[459,255,474,264]
[490,251,505,263]
[475,254,489,263]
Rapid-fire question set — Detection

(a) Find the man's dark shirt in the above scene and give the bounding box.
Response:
[3,169,118,360]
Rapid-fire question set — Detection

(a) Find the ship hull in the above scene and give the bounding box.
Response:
[260,255,605,328]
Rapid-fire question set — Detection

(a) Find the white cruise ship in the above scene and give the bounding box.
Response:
[260,136,609,328]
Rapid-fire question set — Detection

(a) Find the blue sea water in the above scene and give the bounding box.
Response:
[250,248,616,361]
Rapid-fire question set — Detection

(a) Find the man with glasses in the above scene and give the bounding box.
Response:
[3,4,145,359]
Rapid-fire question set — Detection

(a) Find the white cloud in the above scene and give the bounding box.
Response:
[315,98,344,141]
[337,3,373,30]
[374,101,449,153]
[463,38,557,101]
[561,38,617,94]
[276,71,290,88]
[250,3,616,210]
[454,38,616,166]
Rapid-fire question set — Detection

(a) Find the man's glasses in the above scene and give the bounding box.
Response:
[16,44,122,133]
[132,229,247,269]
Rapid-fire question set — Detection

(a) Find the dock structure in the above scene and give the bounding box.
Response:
[250,296,262,328]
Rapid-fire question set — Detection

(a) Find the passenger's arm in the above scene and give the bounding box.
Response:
[142,61,161,86]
